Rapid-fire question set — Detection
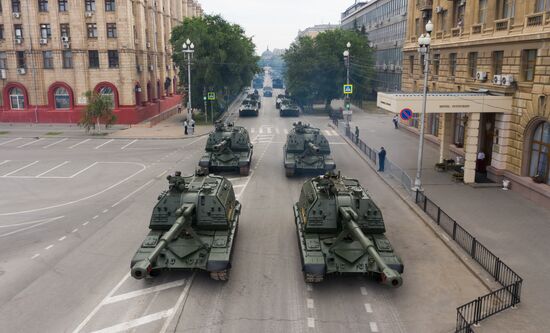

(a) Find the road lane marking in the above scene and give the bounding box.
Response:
[92,215,99,220]
[369,322,379,332]
[43,138,68,148]
[111,179,154,208]
[82,221,89,226]
[69,162,98,178]
[0,138,22,146]
[267,127,272,134]
[360,287,368,296]
[306,284,313,292]
[120,139,138,150]
[0,160,11,167]
[307,298,314,309]
[102,209,108,213]
[91,310,173,333]
[31,253,40,259]
[364,303,373,313]
[0,216,65,239]
[17,138,44,148]
[259,128,263,134]
[45,244,54,250]
[284,129,288,134]
[2,161,39,177]
[72,228,78,233]
[94,139,114,149]
[58,236,66,241]
[156,170,167,178]
[250,128,255,133]
[275,128,280,134]
[68,139,90,149]
[307,317,315,328]
[104,279,187,305]
[35,161,70,177]
[159,274,195,333]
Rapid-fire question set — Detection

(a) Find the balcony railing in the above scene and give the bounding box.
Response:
[451,27,461,37]
[495,18,512,31]
[525,12,545,27]
[416,0,433,11]
[471,24,483,34]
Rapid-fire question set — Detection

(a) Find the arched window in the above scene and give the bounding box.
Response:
[99,86,114,108]
[529,121,550,184]
[9,87,25,109]
[54,87,70,109]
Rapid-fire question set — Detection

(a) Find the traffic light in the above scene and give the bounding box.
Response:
[345,101,351,110]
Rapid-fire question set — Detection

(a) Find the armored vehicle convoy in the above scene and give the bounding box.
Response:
[280,102,300,117]
[199,122,253,175]
[283,122,335,176]
[239,100,259,117]
[130,170,241,281]
[294,172,404,286]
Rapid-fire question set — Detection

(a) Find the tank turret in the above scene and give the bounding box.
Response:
[283,122,335,177]
[293,172,404,285]
[130,171,241,281]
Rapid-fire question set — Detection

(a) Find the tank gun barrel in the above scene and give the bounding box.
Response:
[339,207,403,288]
[307,142,320,154]
[131,204,195,279]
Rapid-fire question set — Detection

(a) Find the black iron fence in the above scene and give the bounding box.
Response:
[415,191,523,333]
[332,118,523,333]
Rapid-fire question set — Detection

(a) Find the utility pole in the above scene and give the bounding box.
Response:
[343,41,351,128]
[182,39,194,122]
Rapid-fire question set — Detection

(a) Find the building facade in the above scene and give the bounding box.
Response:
[0,0,203,124]
[297,24,339,39]
[341,0,408,92]
[393,0,550,203]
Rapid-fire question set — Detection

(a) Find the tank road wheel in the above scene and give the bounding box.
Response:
[240,165,250,176]
[285,167,295,177]
[210,270,230,281]
[304,272,324,283]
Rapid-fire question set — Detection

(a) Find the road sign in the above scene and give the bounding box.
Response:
[208,92,216,100]
[343,84,353,95]
[400,108,413,121]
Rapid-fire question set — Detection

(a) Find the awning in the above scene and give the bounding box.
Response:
[377,92,513,114]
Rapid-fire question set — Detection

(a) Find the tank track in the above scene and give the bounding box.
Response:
[285,167,295,177]
[209,270,230,281]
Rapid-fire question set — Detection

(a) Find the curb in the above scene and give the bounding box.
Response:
[329,122,499,292]
[0,131,213,141]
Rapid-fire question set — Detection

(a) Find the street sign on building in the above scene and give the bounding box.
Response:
[343,84,353,95]
[400,108,413,120]
[208,92,216,100]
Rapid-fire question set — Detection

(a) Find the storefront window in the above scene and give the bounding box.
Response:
[10,87,25,109]
[529,121,550,184]
[54,87,70,109]
[99,86,114,108]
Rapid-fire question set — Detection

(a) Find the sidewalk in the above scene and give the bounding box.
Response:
[348,110,550,332]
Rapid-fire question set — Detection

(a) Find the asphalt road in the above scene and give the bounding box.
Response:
[0,86,488,333]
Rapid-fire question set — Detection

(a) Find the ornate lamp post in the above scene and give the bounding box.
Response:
[182,39,195,122]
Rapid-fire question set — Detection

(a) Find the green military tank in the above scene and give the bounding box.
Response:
[280,102,300,117]
[199,122,253,176]
[130,170,241,281]
[283,122,335,177]
[239,100,259,117]
[294,172,404,286]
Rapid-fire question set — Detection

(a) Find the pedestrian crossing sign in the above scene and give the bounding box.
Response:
[343,84,353,95]
[208,92,216,100]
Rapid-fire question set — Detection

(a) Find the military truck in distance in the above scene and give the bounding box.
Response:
[199,122,253,175]
[130,170,241,281]
[283,122,335,176]
[294,172,404,286]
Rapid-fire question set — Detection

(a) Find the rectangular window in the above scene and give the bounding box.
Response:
[0,52,7,69]
[58,0,68,12]
[468,52,478,78]
[88,50,99,68]
[535,0,550,12]
[39,24,51,39]
[12,0,21,12]
[16,50,25,68]
[493,51,504,75]
[429,114,440,136]
[87,23,98,38]
[106,23,117,38]
[0,25,4,40]
[449,53,457,76]
[433,54,440,76]
[415,18,420,36]
[38,0,48,12]
[14,24,23,39]
[479,0,487,23]
[60,23,70,38]
[62,50,72,68]
[85,0,96,12]
[409,55,414,74]
[454,113,465,147]
[522,49,537,81]
[498,0,515,18]
[108,50,119,68]
[43,50,53,69]
[105,0,115,11]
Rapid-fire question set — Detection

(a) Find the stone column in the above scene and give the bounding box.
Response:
[463,112,481,183]
[439,113,453,163]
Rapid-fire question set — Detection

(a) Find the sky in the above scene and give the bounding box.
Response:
[197,0,352,53]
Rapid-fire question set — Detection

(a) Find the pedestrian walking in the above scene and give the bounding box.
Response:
[177,104,182,114]
[355,126,360,144]
[378,147,386,172]
[183,120,188,135]
[189,118,195,135]
[392,115,399,129]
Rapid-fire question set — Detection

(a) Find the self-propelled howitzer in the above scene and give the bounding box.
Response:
[294,172,403,286]
[130,170,241,281]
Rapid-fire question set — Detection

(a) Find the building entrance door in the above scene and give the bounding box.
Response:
[479,113,496,168]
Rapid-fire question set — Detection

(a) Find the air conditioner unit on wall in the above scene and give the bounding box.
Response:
[15,38,23,45]
[0,69,6,80]
[137,65,142,72]
[40,38,48,45]
[492,74,502,85]
[501,75,514,86]
[459,0,466,6]
[435,6,444,14]
[389,64,395,71]
[146,42,151,48]
[61,36,70,43]
[13,12,20,19]
[476,71,488,81]
[63,42,71,48]
[17,68,26,75]
[85,11,94,18]
[149,65,154,71]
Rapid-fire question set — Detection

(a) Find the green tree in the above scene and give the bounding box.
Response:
[171,15,260,111]
[78,91,116,133]
[283,29,374,109]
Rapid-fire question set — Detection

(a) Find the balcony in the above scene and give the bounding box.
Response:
[451,27,461,37]
[495,18,512,31]
[416,0,433,11]
[525,12,545,27]
[471,24,483,34]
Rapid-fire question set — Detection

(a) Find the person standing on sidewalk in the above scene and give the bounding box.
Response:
[177,104,182,114]
[189,118,195,135]
[183,120,188,135]
[392,115,399,129]
[355,126,360,144]
[378,147,386,172]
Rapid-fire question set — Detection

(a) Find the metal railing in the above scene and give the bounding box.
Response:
[332,118,523,333]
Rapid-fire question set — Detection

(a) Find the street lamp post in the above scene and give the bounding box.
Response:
[182,39,195,122]
[413,20,433,192]
[343,41,351,128]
